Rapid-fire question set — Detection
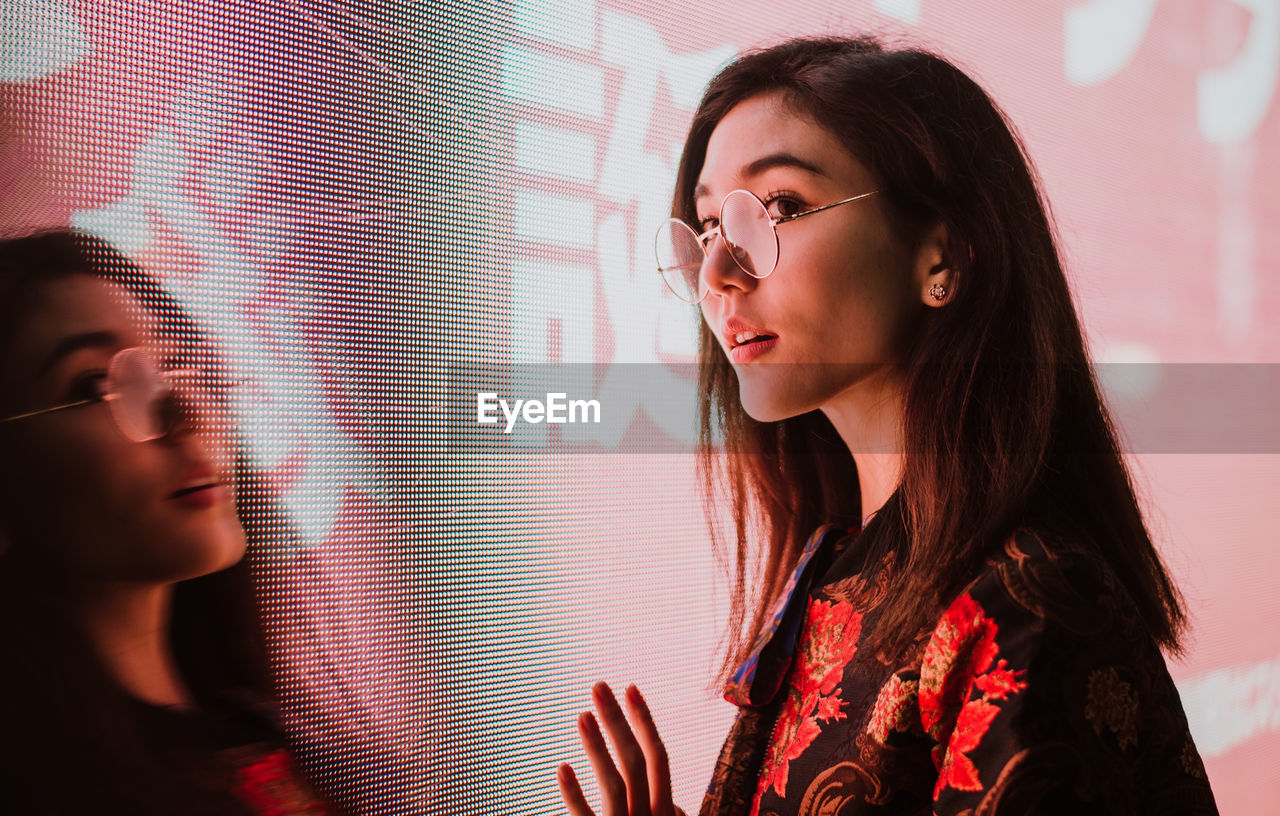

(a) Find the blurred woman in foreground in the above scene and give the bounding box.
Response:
[0,230,340,814]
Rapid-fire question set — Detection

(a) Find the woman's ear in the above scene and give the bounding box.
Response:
[914,221,955,307]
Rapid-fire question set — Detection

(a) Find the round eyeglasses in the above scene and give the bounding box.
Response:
[654,188,880,304]
[1,346,231,443]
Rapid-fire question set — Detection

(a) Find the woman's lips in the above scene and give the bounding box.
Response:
[729,335,779,364]
[167,483,231,509]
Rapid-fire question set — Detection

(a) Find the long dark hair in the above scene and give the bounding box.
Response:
[0,230,293,813]
[676,37,1188,680]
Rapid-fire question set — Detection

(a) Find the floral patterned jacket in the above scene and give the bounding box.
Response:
[699,522,1218,816]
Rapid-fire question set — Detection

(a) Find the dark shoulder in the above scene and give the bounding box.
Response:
[954,528,1146,643]
[922,528,1173,711]
[923,531,1217,813]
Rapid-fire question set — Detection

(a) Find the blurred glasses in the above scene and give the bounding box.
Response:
[1,346,232,443]
[654,188,880,304]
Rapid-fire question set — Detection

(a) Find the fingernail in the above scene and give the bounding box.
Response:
[627,684,648,711]
[559,764,576,783]
[593,681,613,700]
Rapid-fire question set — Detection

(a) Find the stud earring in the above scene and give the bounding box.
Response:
[929,282,948,302]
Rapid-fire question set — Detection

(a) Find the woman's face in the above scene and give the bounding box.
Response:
[0,274,245,584]
[696,92,940,423]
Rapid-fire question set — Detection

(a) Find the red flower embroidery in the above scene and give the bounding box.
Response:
[816,693,846,721]
[231,747,330,815]
[752,598,863,813]
[919,593,1026,799]
[867,673,920,743]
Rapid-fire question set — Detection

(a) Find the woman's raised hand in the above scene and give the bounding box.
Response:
[557,682,687,816]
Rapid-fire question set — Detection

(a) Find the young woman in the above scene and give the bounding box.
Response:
[558,36,1218,816]
[0,230,342,814]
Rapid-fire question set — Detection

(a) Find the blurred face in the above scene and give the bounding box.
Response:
[696,92,934,423]
[0,275,245,585]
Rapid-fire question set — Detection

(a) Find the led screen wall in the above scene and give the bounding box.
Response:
[3,1,423,811]
[4,0,1279,813]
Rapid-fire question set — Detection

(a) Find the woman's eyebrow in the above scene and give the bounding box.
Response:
[695,152,831,201]
[35,330,120,379]
[742,152,829,180]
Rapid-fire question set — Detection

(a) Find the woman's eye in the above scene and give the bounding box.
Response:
[697,216,719,233]
[68,372,111,402]
[764,195,804,219]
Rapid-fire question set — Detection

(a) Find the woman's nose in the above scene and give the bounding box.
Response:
[157,389,197,439]
[700,232,758,297]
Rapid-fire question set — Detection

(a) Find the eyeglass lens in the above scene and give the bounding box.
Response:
[107,348,229,443]
[719,190,778,278]
[654,220,705,303]
[109,348,167,442]
[654,190,779,303]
